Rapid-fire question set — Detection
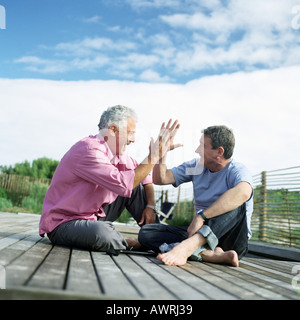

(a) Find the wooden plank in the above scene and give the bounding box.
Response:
[182,262,240,300]
[203,262,284,300]
[0,213,40,236]
[179,262,237,300]
[65,249,102,296]
[133,255,208,300]
[0,233,29,251]
[241,259,292,283]
[244,256,299,276]
[237,261,299,299]
[91,252,141,299]
[234,264,296,299]
[161,262,233,300]
[249,241,300,262]
[0,286,102,300]
[112,253,175,299]
[114,223,139,235]
[27,245,70,290]
[0,234,41,267]
[5,237,52,287]
[1,212,300,300]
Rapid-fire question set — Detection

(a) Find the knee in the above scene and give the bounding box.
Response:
[138,224,161,247]
[92,222,127,251]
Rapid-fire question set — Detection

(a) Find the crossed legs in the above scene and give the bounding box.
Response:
[157,240,239,266]
[139,204,248,267]
[48,184,147,251]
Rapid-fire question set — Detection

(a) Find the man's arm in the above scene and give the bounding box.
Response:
[152,159,176,185]
[187,181,253,237]
[144,183,155,207]
[133,155,157,189]
[138,183,156,225]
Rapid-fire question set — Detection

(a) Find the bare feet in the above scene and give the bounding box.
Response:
[157,244,239,267]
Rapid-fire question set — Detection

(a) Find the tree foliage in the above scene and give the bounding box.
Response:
[0,157,59,179]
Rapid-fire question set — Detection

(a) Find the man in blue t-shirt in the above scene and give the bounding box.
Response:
[139,125,253,267]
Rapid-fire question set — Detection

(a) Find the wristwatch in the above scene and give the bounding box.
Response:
[197,209,208,221]
[146,204,156,212]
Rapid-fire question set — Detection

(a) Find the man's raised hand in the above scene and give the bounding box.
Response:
[149,119,183,164]
[161,119,183,152]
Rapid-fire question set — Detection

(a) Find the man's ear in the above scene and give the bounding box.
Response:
[108,125,118,136]
[218,146,225,157]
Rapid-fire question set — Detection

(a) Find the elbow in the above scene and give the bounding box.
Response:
[240,182,253,203]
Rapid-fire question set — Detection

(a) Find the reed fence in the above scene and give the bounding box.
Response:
[0,173,51,205]
[251,166,300,248]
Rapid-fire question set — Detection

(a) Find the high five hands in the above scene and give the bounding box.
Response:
[150,119,183,164]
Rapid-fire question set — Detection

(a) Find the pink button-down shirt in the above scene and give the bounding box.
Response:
[39,134,152,236]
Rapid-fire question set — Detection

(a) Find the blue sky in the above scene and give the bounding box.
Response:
[1,0,300,176]
[1,0,300,83]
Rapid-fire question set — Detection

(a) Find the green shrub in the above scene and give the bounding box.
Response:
[0,188,8,199]
[116,209,131,223]
[0,197,13,211]
[21,182,49,214]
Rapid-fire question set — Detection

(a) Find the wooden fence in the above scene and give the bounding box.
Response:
[153,167,300,249]
[250,166,300,248]
[0,174,51,204]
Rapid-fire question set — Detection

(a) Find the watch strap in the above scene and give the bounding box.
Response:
[197,209,208,221]
[146,204,156,212]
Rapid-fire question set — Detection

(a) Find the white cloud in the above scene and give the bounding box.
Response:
[54,37,137,56]
[1,66,299,176]
[125,0,183,10]
[139,69,171,82]
[14,56,70,74]
[83,16,102,24]
[11,0,300,82]
[158,0,300,73]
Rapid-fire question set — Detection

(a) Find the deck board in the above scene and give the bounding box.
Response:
[0,212,299,300]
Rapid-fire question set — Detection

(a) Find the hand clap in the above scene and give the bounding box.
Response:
[149,119,183,164]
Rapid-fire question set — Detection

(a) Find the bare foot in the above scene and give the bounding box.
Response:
[157,234,205,266]
[201,247,239,267]
[157,243,190,266]
[225,250,239,267]
[125,238,142,250]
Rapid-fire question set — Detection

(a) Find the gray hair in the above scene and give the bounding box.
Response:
[98,105,138,130]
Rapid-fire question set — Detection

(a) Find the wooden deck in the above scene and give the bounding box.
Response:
[0,212,299,300]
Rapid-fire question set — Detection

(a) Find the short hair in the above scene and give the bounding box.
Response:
[202,125,235,159]
[98,105,138,130]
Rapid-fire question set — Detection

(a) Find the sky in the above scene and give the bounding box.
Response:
[1,0,300,179]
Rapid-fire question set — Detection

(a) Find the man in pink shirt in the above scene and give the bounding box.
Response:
[39,105,180,252]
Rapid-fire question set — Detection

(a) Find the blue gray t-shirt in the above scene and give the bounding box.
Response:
[171,158,253,238]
